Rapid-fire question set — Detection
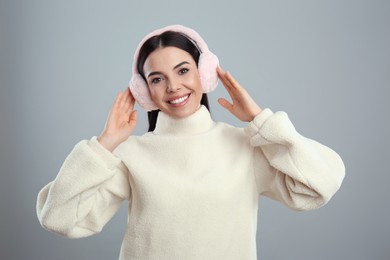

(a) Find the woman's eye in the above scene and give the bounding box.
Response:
[179,68,189,75]
[151,78,162,84]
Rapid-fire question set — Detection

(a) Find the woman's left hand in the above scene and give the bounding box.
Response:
[217,66,262,122]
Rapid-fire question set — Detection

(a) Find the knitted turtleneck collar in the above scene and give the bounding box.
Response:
[153,105,215,136]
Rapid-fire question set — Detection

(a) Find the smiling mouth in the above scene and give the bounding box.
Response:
[168,94,190,105]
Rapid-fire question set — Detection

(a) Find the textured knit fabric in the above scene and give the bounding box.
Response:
[36,105,345,260]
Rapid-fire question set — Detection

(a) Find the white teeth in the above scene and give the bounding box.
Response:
[169,95,189,104]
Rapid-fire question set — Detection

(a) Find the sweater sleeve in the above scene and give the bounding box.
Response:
[244,109,345,211]
[36,136,131,238]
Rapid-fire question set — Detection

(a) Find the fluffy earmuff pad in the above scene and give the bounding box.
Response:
[129,74,159,111]
[198,51,219,93]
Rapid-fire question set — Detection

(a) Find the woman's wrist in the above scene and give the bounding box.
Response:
[97,133,120,152]
[250,108,262,121]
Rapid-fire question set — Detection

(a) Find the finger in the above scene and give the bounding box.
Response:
[219,75,233,90]
[218,72,235,95]
[219,76,239,101]
[219,69,243,94]
[128,88,135,102]
[225,71,243,91]
[129,89,136,105]
[120,88,130,109]
[218,98,234,113]
[113,91,124,109]
[217,66,233,91]
[219,72,244,102]
[224,73,249,101]
[217,65,228,77]
[122,88,136,114]
[125,88,136,109]
[216,65,225,76]
[125,98,136,116]
[123,90,133,112]
[128,110,138,128]
[129,110,137,121]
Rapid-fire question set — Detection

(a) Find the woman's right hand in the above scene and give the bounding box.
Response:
[97,88,138,152]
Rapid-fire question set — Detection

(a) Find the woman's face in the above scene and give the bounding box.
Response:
[143,46,203,119]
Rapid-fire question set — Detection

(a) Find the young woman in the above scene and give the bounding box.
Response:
[37,25,345,260]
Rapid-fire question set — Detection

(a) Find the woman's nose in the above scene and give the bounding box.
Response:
[166,79,181,92]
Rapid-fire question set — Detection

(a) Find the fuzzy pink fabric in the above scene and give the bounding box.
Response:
[128,25,219,111]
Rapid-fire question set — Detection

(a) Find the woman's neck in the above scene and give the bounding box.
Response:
[153,105,215,136]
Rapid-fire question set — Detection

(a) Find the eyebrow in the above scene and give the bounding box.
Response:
[147,61,190,78]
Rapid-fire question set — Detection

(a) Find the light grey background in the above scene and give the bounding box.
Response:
[1,0,389,259]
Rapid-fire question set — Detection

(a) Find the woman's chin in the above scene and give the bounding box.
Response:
[161,98,201,119]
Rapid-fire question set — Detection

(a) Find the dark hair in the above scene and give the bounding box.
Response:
[136,31,210,132]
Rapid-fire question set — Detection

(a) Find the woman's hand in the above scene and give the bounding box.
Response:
[217,66,262,122]
[97,88,138,152]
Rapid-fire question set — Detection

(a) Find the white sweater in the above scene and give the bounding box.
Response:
[37,106,345,260]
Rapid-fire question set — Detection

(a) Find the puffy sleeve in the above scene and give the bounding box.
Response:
[244,109,345,211]
[36,136,131,238]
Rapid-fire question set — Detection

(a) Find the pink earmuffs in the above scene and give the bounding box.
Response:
[128,24,219,111]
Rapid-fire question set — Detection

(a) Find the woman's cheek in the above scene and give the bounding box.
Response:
[148,88,161,102]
